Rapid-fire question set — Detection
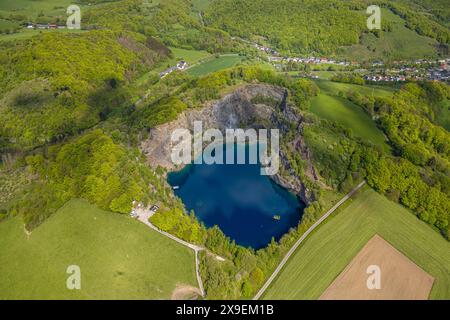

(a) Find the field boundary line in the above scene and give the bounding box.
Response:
[137,212,207,296]
[253,180,366,300]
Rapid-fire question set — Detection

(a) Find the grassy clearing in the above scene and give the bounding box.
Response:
[341,9,438,61]
[0,199,197,299]
[0,28,87,42]
[187,55,245,77]
[0,0,74,17]
[434,99,450,131]
[315,79,394,98]
[310,93,389,150]
[0,18,19,31]
[263,187,450,300]
[191,0,212,11]
[310,71,339,80]
[150,47,212,77]
[169,47,212,65]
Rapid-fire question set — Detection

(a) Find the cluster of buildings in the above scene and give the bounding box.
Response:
[285,56,352,66]
[412,58,448,66]
[253,40,450,83]
[364,75,407,82]
[365,70,449,83]
[253,42,354,66]
[366,59,450,82]
[130,202,159,219]
[159,60,188,78]
[253,43,279,56]
[26,23,66,30]
[429,68,450,81]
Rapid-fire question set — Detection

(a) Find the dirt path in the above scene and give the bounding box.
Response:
[136,210,205,297]
[137,210,203,251]
[253,180,367,300]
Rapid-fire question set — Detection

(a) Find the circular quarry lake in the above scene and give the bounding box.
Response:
[168,144,305,249]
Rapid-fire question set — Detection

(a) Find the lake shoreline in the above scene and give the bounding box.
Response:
[167,143,306,249]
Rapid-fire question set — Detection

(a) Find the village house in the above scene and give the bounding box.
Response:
[159,60,189,78]
[177,60,188,70]
[268,56,283,62]
[25,23,66,30]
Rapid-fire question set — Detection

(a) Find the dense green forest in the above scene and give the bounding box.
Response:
[83,0,240,53]
[0,29,169,152]
[205,0,367,55]
[13,130,158,229]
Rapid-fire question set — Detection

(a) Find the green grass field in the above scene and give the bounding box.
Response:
[0,18,19,32]
[0,0,74,17]
[310,93,389,150]
[315,79,395,98]
[187,54,245,77]
[0,0,94,42]
[342,9,438,61]
[0,199,197,299]
[151,47,212,76]
[169,47,212,65]
[191,0,212,11]
[263,187,450,300]
[310,71,339,80]
[0,28,87,42]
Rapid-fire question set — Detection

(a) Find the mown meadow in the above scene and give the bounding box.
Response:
[0,199,197,299]
[264,187,450,300]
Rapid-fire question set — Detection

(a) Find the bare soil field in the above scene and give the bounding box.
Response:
[320,234,434,300]
[171,284,202,300]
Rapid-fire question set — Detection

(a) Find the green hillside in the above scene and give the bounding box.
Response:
[187,54,244,76]
[0,0,73,17]
[310,94,389,150]
[0,30,168,152]
[315,79,394,98]
[0,199,197,299]
[341,8,439,61]
[204,0,449,59]
[434,99,450,131]
[205,0,366,55]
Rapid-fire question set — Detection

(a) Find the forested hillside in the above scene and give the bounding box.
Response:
[11,129,162,229]
[203,0,449,57]
[83,0,238,53]
[0,29,169,152]
[205,0,366,55]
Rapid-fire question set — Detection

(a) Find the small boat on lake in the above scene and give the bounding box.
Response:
[273,215,281,221]
[173,186,180,190]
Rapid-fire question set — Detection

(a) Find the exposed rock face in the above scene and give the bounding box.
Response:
[274,136,319,204]
[140,84,319,204]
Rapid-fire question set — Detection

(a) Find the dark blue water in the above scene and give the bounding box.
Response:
[167,144,305,249]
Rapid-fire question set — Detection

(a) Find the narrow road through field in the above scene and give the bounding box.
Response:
[136,210,205,296]
[253,180,367,300]
[138,211,203,251]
